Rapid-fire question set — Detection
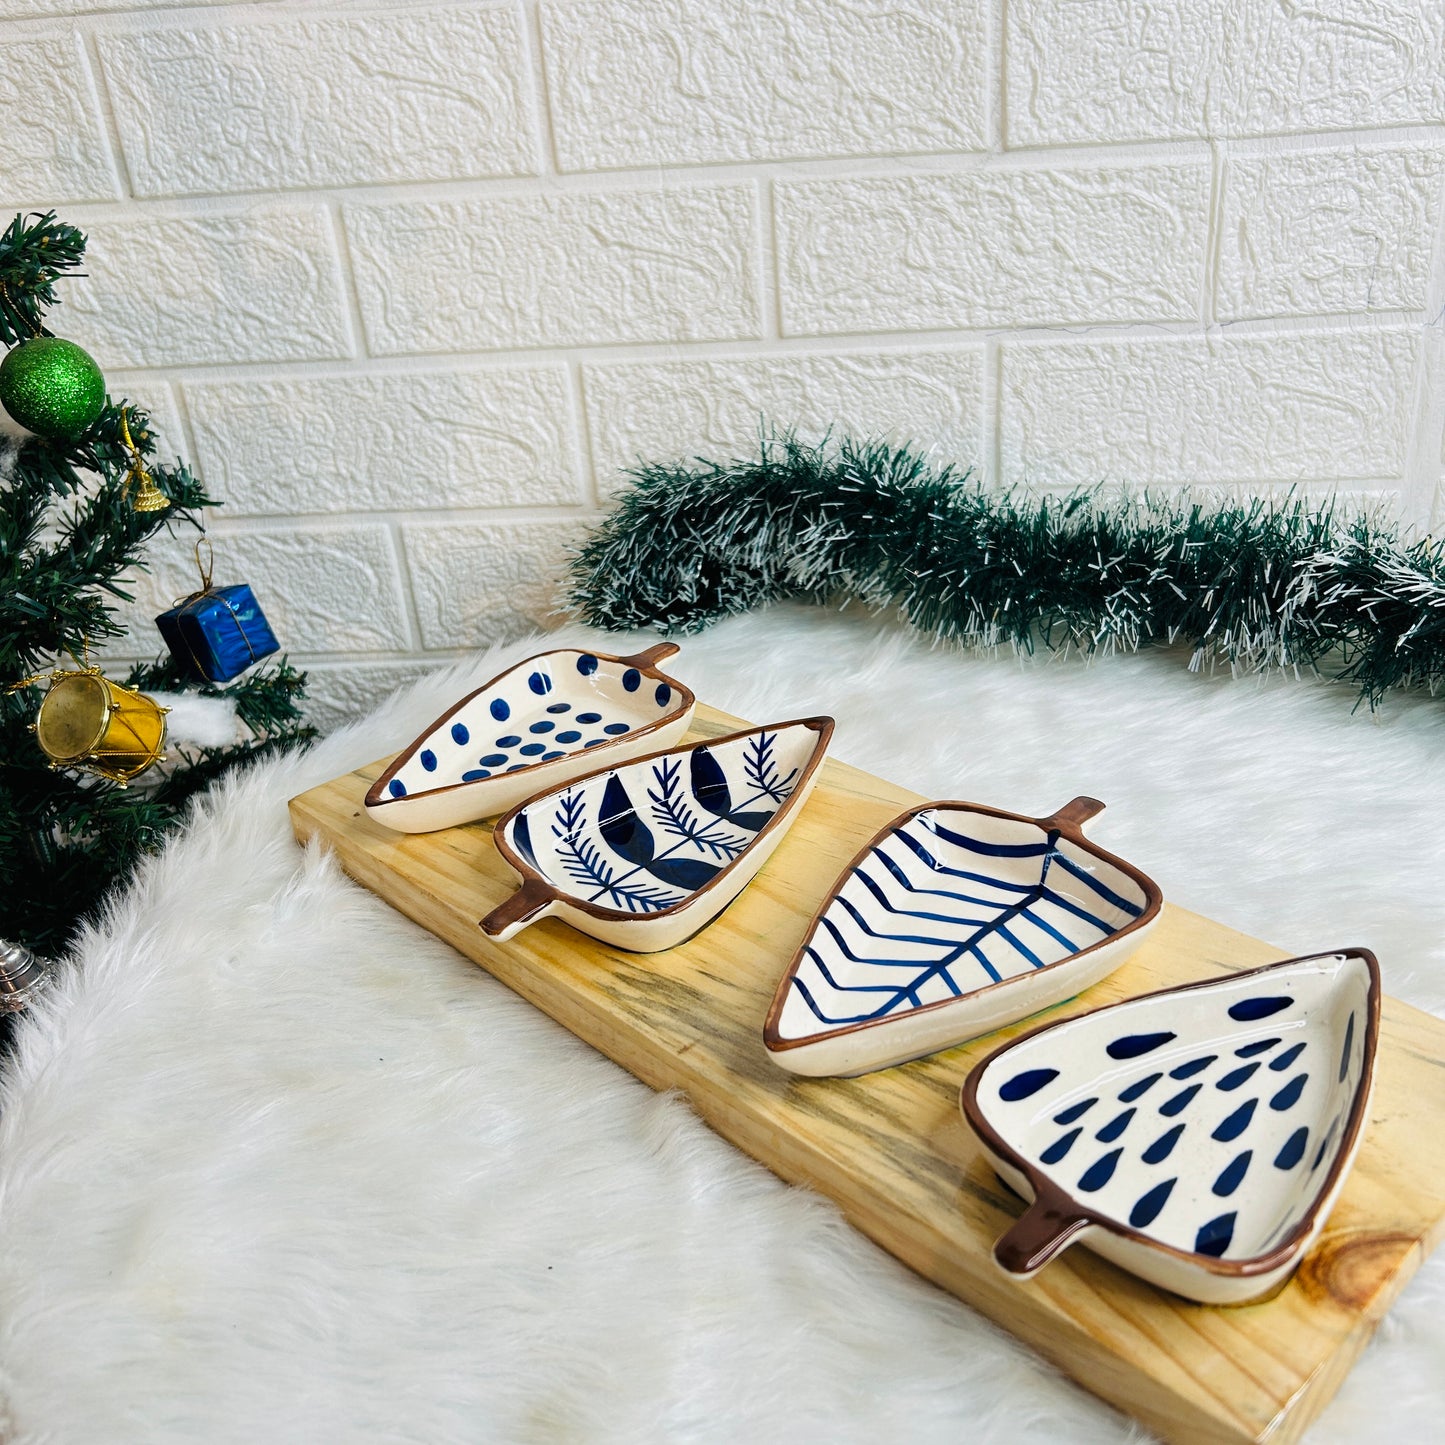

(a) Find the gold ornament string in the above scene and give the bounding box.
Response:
[117,406,169,513]
[0,280,44,340]
[167,536,260,675]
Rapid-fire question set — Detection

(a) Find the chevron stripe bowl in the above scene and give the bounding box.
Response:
[763,797,1163,1077]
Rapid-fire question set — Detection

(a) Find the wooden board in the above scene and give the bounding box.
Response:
[290,705,1445,1445]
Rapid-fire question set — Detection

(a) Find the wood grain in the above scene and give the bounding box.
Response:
[290,706,1445,1445]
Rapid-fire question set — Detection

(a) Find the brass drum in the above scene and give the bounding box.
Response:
[35,671,166,784]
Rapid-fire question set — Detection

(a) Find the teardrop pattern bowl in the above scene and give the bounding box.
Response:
[961,949,1380,1304]
[364,643,695,833]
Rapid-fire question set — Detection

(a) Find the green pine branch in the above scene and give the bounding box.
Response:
[1,213,314,955]
[567,432,1445,706]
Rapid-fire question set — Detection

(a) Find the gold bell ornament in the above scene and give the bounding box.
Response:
[23,658,169,786]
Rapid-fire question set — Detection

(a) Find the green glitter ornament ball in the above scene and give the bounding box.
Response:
[0,337,107,440]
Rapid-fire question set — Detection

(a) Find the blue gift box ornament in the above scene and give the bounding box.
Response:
[155,540,279,684]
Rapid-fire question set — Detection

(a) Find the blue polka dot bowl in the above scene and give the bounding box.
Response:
[961,948,1380,1304]
[763,796,1162,1078]
[481,717,834,953]
[364,643,695,833]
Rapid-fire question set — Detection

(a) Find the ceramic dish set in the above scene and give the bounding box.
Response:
[371,643,1381,1306]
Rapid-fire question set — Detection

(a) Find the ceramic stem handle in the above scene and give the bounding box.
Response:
[993,1178,1093,1277]
[615,642,681,670]
[1039,796,1106,835]
[480,879,554,940]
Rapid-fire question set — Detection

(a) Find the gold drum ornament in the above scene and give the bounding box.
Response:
[35,669,167,784]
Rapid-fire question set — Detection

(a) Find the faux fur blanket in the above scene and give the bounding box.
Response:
[1,607,1441,1444]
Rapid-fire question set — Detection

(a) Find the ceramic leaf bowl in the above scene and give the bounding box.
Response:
[481,717,835,953]
[961,949,1380,1305]
[364,643,695,833]
[763,798,1162,1077]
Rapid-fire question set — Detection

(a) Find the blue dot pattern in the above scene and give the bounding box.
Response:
[387,650,686,798]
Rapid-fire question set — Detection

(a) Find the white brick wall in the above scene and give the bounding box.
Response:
[2,0,1442,726]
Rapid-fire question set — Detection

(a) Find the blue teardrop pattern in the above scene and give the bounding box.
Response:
[1212,1150,1252,1197]
[1270,1041,1306,1072]
[1339,1012,1356,1082]
[1170,1054,1216,1079]
[1216,1062,1260,1091]
[1053,1097,1096,1125]
[1041,1128,1082,1165]
[1235,1038,1279,1057]
[1212,1098,1257,1142]
[1118,1072,1161,1103]
[1095,1108,1135,1143]
[1107,1031,1177,1060]
[1078,1149,1122,1193]
[1142,1123,1184,1165]
[1130,1178,1175,1228]
[999,1067,1059,1102]
[1270,1074,1308,1111]
[1159,1083,1201,1117]
[1229,996,1292,1021]
[1274,1127,1308,1170]
[1194,1212,1236,1257]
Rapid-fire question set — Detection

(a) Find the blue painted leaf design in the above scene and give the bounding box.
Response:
[648,758,748,861]
[690,747,731,817]
[507,723,821,917]
[598,775,654,867]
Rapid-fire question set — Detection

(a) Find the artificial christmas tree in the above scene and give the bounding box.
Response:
[0,211,315,955]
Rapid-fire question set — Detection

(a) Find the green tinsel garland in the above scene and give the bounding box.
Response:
[566,435,1445,706]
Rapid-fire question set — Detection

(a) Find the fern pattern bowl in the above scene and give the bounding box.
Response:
[481,717,834,953]
[763,798,1163,1077]
[961,949,1381,1305]
[364,643,695,833]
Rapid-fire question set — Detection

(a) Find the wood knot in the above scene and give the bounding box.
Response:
[1295,1230,1418,1315]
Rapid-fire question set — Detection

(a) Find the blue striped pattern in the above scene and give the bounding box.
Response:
[785,809,1147,1032]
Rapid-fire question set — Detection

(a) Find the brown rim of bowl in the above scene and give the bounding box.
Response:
[761,795,1165,1055]
[364,642,695,810]
[481,715,835,934]
[959,947,1382,1283]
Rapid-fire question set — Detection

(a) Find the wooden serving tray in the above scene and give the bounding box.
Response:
[290,705,1445,1445]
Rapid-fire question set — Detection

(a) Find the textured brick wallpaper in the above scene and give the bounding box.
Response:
[2,0,1443,726]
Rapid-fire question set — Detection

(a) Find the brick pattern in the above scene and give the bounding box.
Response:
[6,0,1443,722]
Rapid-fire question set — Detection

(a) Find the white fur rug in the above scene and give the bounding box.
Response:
[1,606,1442,1444]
